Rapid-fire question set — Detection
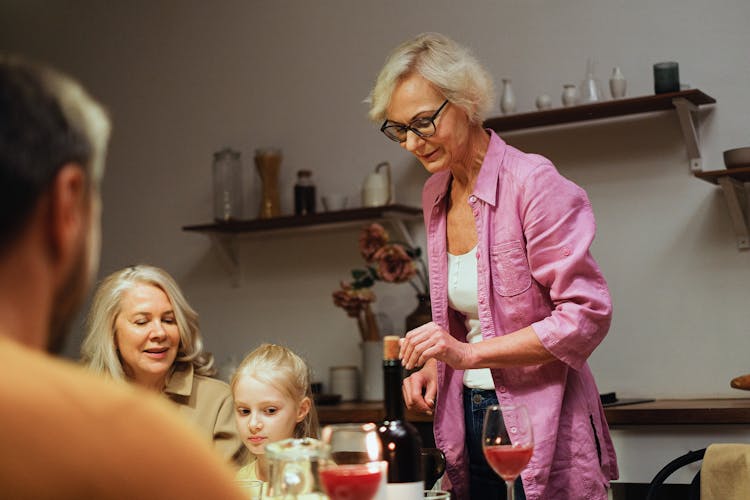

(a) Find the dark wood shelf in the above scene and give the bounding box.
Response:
[483,89,715,132]
[694,167,750,185]
[604,398,750,426]
[182,204,422,234]
[317,398,750,427]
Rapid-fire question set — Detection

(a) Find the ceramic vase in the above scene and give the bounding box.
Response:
[609,67,627,99]
[405,294,432,332]
[535,94,552,110]
[500,78,516,115]
[562,84,578,107]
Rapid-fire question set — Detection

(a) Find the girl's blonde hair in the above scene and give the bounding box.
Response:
[367,32,495,126]
[80,264,215,380]
[231,343,319,439]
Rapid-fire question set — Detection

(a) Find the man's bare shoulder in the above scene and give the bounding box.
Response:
[0,336,244,499]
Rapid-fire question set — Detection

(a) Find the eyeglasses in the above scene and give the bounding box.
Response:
[380,100,449,143]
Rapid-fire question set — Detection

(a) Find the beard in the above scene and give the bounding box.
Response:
[47,243,90,355]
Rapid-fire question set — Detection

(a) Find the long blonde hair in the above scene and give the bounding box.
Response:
[231,343,319,439]
[80,264,215,380]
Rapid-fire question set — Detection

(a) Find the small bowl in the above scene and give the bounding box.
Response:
[723,147,750,169]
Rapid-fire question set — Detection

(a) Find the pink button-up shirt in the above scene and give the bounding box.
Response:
[424,131,618,500]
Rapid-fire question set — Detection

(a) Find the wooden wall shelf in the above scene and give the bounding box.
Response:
[182,204,422,234]
[483,89,715,132]
[182,204,423,285]
[694,167,750,185]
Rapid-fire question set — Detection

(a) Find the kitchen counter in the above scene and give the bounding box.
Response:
[317,398,750,427]
[317,401,432,425]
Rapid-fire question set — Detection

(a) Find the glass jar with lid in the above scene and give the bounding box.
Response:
[294,169,317,215]
[212,148,243,222]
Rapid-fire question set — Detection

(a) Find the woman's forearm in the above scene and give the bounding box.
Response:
[468,326,556,369]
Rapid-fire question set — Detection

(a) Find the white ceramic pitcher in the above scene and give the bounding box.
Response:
[362,161,393,207]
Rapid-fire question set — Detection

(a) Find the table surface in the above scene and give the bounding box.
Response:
[316,398,750,426]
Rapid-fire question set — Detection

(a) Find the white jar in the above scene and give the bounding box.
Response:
[330,366,359,402]
[561,84,578,107]
[535,94,552,110]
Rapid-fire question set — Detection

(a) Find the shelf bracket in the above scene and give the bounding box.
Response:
[717,176,750,250]
[386,216,417,249]
[672,97,702,173]
[209,234,242,286]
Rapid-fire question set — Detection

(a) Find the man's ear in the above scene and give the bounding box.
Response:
[47,163,88,263]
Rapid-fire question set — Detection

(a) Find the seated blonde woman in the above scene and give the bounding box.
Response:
[81,264,244,465]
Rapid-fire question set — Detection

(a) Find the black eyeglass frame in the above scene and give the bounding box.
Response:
[380,99,449,143]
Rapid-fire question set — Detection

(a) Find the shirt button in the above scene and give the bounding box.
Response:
[469,195,477,203]
[499,386,507,393]
[510,427,517,434]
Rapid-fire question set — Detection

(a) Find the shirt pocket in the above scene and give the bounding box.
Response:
[490,240,532,297]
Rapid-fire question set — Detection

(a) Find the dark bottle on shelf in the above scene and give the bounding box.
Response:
[378,336,424,499]
[293,169,316,215]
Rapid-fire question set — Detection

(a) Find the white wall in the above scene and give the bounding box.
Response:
[2,1,749,401]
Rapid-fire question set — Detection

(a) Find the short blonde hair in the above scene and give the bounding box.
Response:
[81,264,215,381]
[231,343,320,439]
[367,32,495,125]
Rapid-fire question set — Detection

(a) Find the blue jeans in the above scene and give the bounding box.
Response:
[463,387,526,500]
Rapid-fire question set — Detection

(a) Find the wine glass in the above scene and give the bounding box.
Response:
[318,423,384,500]
[482,404,534,500]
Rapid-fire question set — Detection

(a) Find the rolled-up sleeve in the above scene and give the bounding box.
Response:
[521,163,612,370]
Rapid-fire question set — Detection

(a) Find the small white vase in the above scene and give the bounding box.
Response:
[609,67,627,99]
[535,94,552,110]
[500,78,516,114]
[561,84,578,107]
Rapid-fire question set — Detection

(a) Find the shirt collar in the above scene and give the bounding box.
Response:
[164,362,194,397]
[472,130,506,207]
[427,129,506,207]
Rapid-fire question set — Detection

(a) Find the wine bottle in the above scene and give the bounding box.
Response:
[378,335,424,499]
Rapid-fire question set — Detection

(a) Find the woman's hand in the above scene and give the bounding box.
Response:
[399,321,473,370]
[402,359,437,415]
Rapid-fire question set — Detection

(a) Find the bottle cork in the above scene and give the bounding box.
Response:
[383,335,400,361]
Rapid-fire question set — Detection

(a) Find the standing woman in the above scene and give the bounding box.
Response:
[81,264,244,465]
[368,33,617,500]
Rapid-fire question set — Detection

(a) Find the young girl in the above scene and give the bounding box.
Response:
[231,343,320,488]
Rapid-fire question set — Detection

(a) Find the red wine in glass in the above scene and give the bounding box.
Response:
[319,463,382,500]
[482,404,534,500]
[319,423,384,500]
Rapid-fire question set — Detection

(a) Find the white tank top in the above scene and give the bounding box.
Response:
[447,246,495,390]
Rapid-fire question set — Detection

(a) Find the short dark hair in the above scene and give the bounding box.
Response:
[0,55,110,249]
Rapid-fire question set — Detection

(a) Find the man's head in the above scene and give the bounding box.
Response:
[0,55,111,351]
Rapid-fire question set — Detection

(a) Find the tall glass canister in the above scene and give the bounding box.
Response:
[212,148,244,222]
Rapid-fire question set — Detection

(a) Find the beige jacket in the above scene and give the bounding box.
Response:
[165,363,244,465]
